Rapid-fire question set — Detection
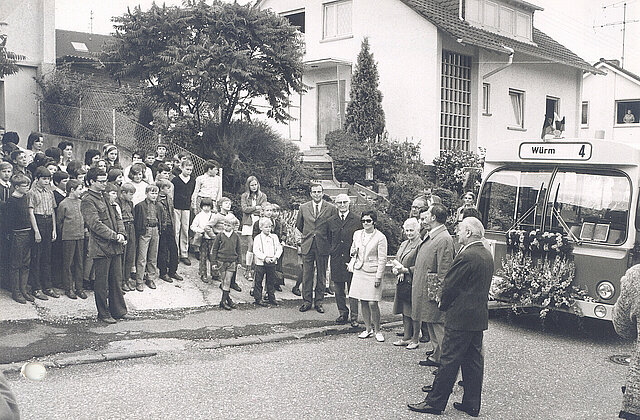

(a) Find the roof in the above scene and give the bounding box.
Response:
[399,0,601,74]
[591,58,640,85]
[56,29,113,62]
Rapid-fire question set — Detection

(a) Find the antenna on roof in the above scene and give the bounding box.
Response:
[90,10,94,35]
[595,1,639,68]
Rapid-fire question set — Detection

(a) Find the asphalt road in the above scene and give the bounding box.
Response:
[5,312,634,420]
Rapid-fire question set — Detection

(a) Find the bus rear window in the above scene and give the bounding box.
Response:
[547,170,631,244]
[479,169,552,232]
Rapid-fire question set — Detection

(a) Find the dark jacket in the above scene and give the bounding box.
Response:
[295,200,337,256]
[133,199,163,237]
[81,189,125,258]
[158,194,175,233]
[439,242,495,331]
[328,211,362,283]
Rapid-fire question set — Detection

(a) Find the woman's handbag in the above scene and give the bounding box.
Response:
[396,275,412,301]
[347,255,358,273]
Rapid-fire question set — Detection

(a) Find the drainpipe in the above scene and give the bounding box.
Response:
[459,0,464,20]
[482,46,515,79]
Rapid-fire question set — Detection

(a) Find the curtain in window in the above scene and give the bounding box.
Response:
[510,92,522,126]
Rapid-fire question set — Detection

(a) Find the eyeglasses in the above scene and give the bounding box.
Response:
[336,201,349,204]
[361,219,373,223]
[95,179,108,183]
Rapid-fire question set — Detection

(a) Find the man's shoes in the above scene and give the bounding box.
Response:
[453,402,479,417]
[422,384,433,393]
[299,303,312,312]
[254,301,268,307]
[419,336,430,343]
[23,292,35,302]
[32,290,48,300]
[136,283,144,292]
[274,285,282,292]
[350,320,359,328]
[336,316,349,324]
[220,301,232,310]
[117,314,135,320]
[43,288,60,298]
[201,276,210,284]
[65,290,77,299]
[292,287,301,296]
[419,358,440,367]
[407,400,442,415]
[76,290,87,299]
[425,348,435,356]
[12,293,26,304]
[230,282,242,292]
[160,274,173,283]
[314,305,325,313]
[99,316,117,324]
[169,272,183,281]
[146,279,156,289]
[325,288,334,296]
[180,257,191,266]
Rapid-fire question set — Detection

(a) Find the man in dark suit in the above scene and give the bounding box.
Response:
[296,183,337,313]
[329,193,362,327]
[408,217,494,417]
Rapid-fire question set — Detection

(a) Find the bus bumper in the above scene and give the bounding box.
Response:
[572,300,613,321]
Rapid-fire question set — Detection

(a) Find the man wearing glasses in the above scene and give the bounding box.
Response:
[329,194,362,327]
[82,168,131,323]
[296,183,337,313]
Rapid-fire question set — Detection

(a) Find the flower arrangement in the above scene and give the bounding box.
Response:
[491,250,593,318]
[505,229,573,258]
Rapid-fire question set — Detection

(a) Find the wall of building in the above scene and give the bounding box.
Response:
[0,0,55,146]
[477,49,583,150]
[581,68,640,143]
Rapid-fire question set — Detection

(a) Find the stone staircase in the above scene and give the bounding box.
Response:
[301,147,353,202]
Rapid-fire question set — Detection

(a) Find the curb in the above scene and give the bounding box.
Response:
[1,320,404,373]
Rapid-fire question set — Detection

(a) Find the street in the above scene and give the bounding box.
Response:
[4,309,633,420]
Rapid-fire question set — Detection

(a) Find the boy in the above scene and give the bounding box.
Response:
[151,143,168,179]
[6,174,34,303]
[57,141,74,171]
[143,151,156,182]
[56,179,86,299]
[10,150,31,180]
[118,183,137,292]
[52,171,69,206]
[51,170,69,289]
[0,162,12,290]
[252,217,282,307]
[191,160,222,212]
[156,179,182,283]
[28,167,59,300]
[171,159,195,266]
[215,196,242,291]
[190,198,216,283]
[155,163,174,197]
[134,184,161,291]
[211,214,241,310]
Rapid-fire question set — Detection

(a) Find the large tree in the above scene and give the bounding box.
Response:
[344,37,385,142]
[104,0,304,132]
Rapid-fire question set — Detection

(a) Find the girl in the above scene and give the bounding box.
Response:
[127,163,149,205]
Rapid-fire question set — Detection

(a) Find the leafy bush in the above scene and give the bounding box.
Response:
[325,129,370,184]
[432,149,482,195]
[35,65,89,106]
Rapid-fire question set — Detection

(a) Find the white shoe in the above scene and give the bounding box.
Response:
[358,330,373,339]
[375,332,385,342]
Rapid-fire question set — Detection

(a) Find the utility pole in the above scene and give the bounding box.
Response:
[596,0,639,68]
[90,10,94,35]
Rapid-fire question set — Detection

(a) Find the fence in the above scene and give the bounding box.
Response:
[38,101,207,176]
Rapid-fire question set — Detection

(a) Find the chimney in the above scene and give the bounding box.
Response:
[600,58,621,67]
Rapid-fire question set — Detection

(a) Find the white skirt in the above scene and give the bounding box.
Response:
[348,269,383,302]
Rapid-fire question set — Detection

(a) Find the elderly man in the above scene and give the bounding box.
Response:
[408,217,494,416]
[329,194,362,327]
[407,196,432,345]
[413,204,454,369]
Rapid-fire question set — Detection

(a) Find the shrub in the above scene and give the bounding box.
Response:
[35,65,89,107]
[325,129,370,184]
[432,149,482,195]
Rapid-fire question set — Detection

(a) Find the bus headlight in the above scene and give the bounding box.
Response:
[596,281,615,300]
[594,305,607,318]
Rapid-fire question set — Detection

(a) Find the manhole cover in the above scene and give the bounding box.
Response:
[610,355,631,366]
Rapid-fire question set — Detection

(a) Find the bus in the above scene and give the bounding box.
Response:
[478,138,640,320]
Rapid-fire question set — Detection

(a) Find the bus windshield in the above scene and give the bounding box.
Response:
[479,167,632,244]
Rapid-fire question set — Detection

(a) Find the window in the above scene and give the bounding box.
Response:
[516,12,531,39]
[581,101,589,127]
[485,1,499,29]
[616,100,640,125]
[71,42,88,52]
[323,0,352,39]
[283,10,305,33]
[464,0,532,42]
[499,6,515,34]
[482,83,491,115]
[466,0,481,23]
[509,89,525,128]
[440,51,472,151]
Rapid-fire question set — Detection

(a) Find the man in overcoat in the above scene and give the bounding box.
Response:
[296,183,337,313]
[329,194,362,327]
[408,217,494,416]
[412,204,454,367]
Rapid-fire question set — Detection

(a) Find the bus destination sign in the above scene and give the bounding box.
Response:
[519,142,592,161]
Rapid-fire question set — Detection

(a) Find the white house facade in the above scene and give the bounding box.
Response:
[258,0,599,164]
[581,59,640,144]
[0,0,56,145]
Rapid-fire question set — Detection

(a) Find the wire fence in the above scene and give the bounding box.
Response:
[39,101,207,176]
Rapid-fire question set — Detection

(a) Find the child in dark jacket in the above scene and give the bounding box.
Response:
[157,180,182,282]
[211,214,242,310]
[133,184,161,291]
[118,182,137,291]
[56,179,86,299]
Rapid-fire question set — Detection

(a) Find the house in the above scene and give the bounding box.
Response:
[56,29,117,89]
[581,58,640,143]
[0,0,55,145]
[257,0,600,164]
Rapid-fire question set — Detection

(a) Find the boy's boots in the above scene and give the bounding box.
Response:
[219,291,232,310]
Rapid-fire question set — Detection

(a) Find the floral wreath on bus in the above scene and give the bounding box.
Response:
[505,229,573,258]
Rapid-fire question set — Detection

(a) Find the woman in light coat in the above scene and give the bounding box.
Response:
[348,210,388,342]
[613,264,640,419]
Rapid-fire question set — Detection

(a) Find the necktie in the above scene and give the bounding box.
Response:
[341,214,345,221]
[315,204,319,217]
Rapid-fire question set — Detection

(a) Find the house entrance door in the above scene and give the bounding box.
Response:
[317,81,345,146]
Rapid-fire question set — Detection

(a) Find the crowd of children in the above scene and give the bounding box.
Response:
[0,131,291,320]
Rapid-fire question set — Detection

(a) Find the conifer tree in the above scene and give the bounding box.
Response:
[345,37,385,142]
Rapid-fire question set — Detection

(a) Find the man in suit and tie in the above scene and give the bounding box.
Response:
[296,183,337,313]
[408,216,494,417]
[422,188,442,207]
[329,193,362,327]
